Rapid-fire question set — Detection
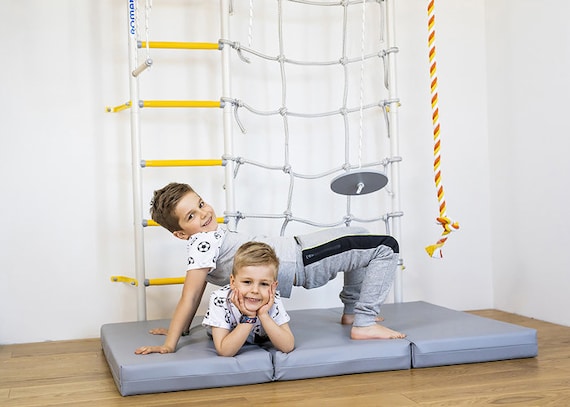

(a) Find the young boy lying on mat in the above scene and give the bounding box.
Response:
[135,182,405,356]
[202,241,294,356]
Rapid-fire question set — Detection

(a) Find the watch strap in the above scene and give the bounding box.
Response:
[239,315,257,324]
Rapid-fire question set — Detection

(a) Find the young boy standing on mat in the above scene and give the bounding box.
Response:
[202,241,294,356]
[135,182,405,356]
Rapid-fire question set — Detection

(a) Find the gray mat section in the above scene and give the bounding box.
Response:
[378,301,538,368]
[101,319,274,396]
[100,302,538,396]
[271,308,411,380]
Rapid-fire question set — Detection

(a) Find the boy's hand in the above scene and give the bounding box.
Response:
[134,345,173,355]
[148,327,168,335]
[231,290,256,317]
[257,281,277,317]
[148,327,191,336]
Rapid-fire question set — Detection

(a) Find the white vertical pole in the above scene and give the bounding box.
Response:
[385,0,403,303]
[220,0,236,231]
[127,0,147,320]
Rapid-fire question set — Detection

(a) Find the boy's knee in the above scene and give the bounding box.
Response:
[378,235,399,254]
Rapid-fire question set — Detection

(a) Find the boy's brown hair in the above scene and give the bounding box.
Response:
[150,182,195,233]
[232,242,280,280]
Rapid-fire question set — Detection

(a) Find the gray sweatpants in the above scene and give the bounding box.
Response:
[294,227,399,327]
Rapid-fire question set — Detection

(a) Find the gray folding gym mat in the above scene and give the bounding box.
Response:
[378,301,538,368]
[271,307,411,381]
[101,302,537,396]
[101,319,274,396]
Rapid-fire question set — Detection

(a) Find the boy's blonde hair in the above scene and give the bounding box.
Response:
[150,182,195,233]
[232,242,280,280]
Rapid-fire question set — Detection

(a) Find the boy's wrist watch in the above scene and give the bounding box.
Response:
[239,315,257,324]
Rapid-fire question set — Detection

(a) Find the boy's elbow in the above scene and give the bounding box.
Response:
[280,341,295,354]
[216,348,238,357]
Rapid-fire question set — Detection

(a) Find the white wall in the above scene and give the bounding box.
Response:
[0,0,567,345]
[486,1,570,326]
[396,0,494,311]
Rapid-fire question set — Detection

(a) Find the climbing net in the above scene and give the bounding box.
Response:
[108,0,404,312]
[221,0,402,236]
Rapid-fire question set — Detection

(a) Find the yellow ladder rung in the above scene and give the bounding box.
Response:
[140,41,220,50]
[145,277,186,286]
[110,276,139,286]
[141,159,224,167]
[105,100,222,112]
[140,100,221,108]
[105,101,131,113]
[144,217,225,227]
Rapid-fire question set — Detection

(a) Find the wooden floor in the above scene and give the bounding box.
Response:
[1,310,569,406]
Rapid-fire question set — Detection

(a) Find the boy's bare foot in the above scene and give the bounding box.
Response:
[341,314,384,325]
[350,324,406,340]
[149,327,168,335]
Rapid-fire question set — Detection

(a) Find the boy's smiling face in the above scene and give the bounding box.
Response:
[172,191,218,240]
[230,265,277,314]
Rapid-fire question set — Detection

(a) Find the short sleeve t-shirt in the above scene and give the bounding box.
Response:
[185,227,226,271]
[184,225,299,297]
[202,285,290,344]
